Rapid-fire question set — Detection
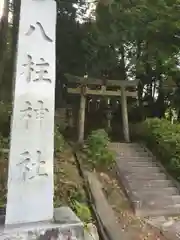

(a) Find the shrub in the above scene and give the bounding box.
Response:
[71,200,92,223]
[86,129,115,168]
[0,101,11,138]
[54,125,65,154]
[140,118,180,180]
[55,119,67,134]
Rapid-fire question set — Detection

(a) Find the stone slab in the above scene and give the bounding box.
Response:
[124,172,167,181]
[118,165,160,174]
[54,207,83,225]
[132,191,177,201]
[0,221,84,240]
[127,180,173,189]
[132,187,179,196]
[86,171,131,240]
[141,196,180,209]
[135,205,180,217]
[5,0,57,225]
[117,156,153,161]
[161,221,180,240]
[117,160,157,167]
[117,152,150,157]
[146,216,167,229]
[0,207,85,240]
[147,218,180,240]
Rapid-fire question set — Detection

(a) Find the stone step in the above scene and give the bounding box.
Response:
[117,148,147,154]
[111,143,142,148]
[128,179,173,190]
[161,221,180,240]
[133,196,180,210]
[117,155,153,161]
[124,172,167,181]
[119,165,160,174]
[144,195,180,207]
[118,152,150,157]
[118,160,157,168]
[136,203,180,217]
[132,187,179,198]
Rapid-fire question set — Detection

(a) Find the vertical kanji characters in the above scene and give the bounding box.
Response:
[21,55,51,83]
[17,150,48,181]
[25,22,53,42]
[20,101,33,129]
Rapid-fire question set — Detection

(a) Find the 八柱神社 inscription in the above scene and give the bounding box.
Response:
[17,150,48,181]
[21,100,49,129]
[5,0,56,225]
[21,55,51,83]
[34,100,49,126]
[25,22,53,42]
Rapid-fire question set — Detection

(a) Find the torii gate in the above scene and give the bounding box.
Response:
[65,73,139,143]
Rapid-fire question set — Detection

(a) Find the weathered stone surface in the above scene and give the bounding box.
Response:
[146,216,167,229]
[128,179,173,189]
[118,165,160,174]
[54,207,83,225]
[147,218,180,240]
[124,172,167,181]
[5,0,57,225]
[84,224,99,240]
[86,171,131,240]
[142,196,180,210]
[0,221,84,240]
[117,156,153,161]
[161,221,180,240]
[117,160,157,167]
[117,152,149,157]
[132,188,179,198]
[0,207,87,240]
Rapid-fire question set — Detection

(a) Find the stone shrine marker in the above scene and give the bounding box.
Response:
[5,0,56,225]
[0,1,97,239]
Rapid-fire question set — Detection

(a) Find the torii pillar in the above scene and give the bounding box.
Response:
[121,87,130,142]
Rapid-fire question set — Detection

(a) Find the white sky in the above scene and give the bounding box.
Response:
[0,0,95,21]
[0,0,4,18]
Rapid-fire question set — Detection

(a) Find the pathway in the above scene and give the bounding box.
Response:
[110,142,180,239]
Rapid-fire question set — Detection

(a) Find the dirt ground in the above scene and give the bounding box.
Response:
[54,146,86,208]
[0,146,86,212]
[97,168,168,240]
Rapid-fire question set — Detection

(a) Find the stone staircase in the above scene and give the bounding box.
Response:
[110,143,180,217]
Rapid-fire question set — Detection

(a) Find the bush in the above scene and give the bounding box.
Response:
[71,200,92,223]
[54,125,65,154]
[0,101,11,138]
[140,118,180,180]
[86,129,115,168]
[55,120,67,134]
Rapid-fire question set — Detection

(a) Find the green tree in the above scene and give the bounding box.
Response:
[82,0,180,118]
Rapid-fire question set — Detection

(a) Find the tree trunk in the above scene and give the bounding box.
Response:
[120,45,127,80]
[177,109,180,122]
[9,0,21,101]
[155,59,166,118]
[0,0,9,87]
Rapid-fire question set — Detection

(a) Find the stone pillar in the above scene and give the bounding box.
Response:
[67,106,73,128]
[105,107,112,132]
[5,0,56,225]
[121,87,130,142]
[78,85,86,143]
